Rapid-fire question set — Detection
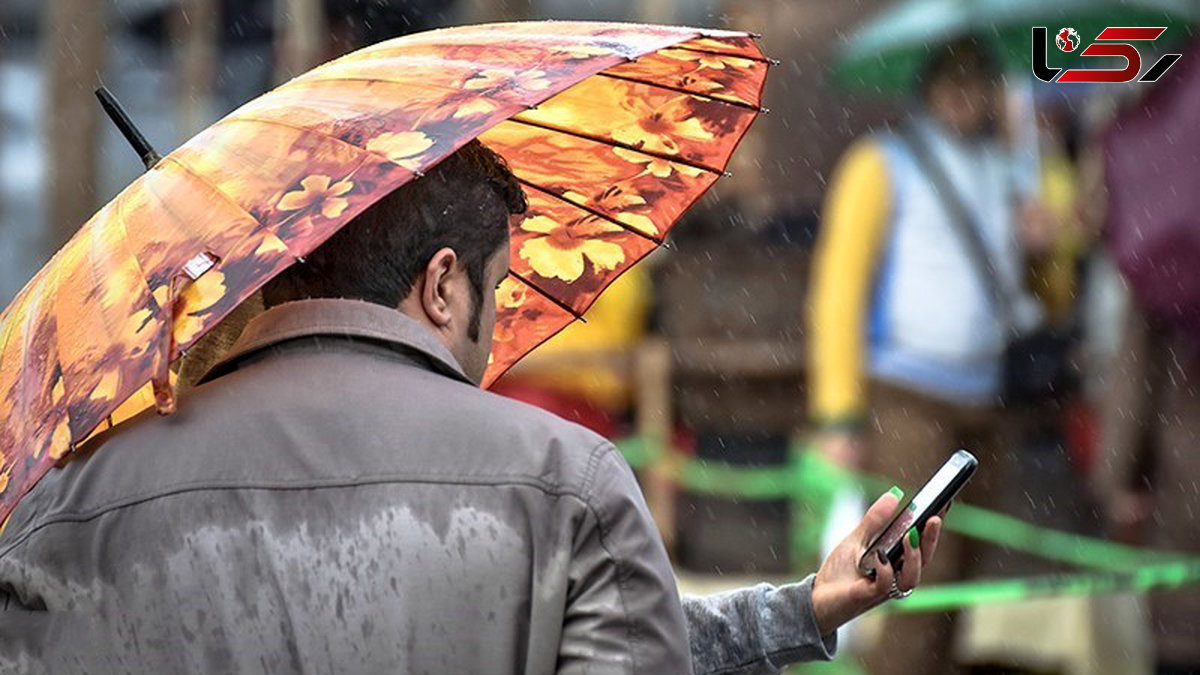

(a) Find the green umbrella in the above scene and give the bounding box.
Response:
[833,0,1197,93]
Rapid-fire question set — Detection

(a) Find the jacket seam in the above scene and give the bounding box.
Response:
[581,444,642,673]
[0,474,583,560]
[577,441,611,501]
[210,333,470,386]
[704,645,823,675]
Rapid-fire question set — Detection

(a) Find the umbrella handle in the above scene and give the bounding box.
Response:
[95,86,162,171]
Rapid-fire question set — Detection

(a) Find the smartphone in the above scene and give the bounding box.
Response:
[857,449,978,578]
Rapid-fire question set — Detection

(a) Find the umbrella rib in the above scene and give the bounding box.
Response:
[594,72,763,112]
[10,268,65,456]
[0,267,54,398]
[111,189,173,316]
[79,203,139,346]
[506,271,586,322]
[515,178,663,246]
[504,117,728,177]
[669,44,775,65]
[160,157,277,243]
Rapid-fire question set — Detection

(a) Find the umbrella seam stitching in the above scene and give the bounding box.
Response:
[505,270,585,320]
[595,71,762,111]
[515,178,663,245]
[159,156,274,239]
[503,116,727,176]
[670,44,773,65]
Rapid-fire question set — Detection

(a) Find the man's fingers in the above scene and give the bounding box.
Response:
[897,529,922,591]
[920,517,942,567]
[859,489,902,542]
[869,550,896,601]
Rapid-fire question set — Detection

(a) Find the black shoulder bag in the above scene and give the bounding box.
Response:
[898,126,1075,406]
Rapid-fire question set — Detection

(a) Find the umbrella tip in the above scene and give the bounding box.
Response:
[766,57,781,66]
[94,86,162,171]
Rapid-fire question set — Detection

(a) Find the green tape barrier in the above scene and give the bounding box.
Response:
[892,560,1200,613]
[613,436,1200,609]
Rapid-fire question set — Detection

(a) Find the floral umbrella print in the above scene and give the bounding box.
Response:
[278,175,355,219]
[0,21,771,529]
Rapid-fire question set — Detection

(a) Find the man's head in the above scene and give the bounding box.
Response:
[918,38,1002,138]
[262,139,527,383]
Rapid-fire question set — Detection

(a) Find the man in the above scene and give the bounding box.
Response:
[809,40,1041,674]
[1,140,938,673]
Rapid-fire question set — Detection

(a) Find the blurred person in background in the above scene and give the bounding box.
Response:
[808,38,1048,674]
[1093,41,1200,675]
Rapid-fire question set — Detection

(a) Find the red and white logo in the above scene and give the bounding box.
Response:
[1033,26,1182,84]
[1055,27,1080,52]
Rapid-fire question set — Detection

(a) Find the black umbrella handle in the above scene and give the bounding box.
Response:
[95,86,162,171]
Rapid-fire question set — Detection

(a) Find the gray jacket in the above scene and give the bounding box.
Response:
[0,299,834,673]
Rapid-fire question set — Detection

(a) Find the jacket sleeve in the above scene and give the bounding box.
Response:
[808,139,892,427]
[558,445,693,674]
[682,577,837,675]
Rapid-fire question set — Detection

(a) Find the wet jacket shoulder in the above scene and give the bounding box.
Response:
[0,299,691,674]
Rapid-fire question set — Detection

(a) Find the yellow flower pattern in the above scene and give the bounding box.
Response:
[610,95,715,156]
[465,68,552,92]
[612,146,704,179]
[365,131,435,169]
[519,215,626,282]
[0,21,769,526]
[277,175,354,218]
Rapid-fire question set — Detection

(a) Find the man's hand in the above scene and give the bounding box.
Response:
[1109,489,1153,545]
[810,489,943,635]
[1018,199,1056,257]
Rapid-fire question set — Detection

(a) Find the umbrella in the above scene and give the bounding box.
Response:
[0,21,771,527]
[832,0,1197,93]
[1104,39,1200,339]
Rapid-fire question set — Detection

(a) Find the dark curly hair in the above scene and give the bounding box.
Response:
[262,139,527,339]
[918,37,1000,98]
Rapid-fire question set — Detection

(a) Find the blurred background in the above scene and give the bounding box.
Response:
[2,1,1198,673]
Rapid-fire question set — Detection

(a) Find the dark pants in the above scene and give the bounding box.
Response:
[860,381,1013,675]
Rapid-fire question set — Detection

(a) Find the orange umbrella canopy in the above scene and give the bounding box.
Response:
[0,21,770,526]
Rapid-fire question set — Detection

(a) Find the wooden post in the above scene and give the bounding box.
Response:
[43,0,107,251]
[275,0,326,83]
[460,0,532,23]
[170,0,220,137]
[635,338,677,551]
[638,0,677,25]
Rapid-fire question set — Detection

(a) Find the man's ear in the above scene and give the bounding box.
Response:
[421,247,458,328]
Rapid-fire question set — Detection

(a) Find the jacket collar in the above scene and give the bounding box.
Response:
[201,298,473,386]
